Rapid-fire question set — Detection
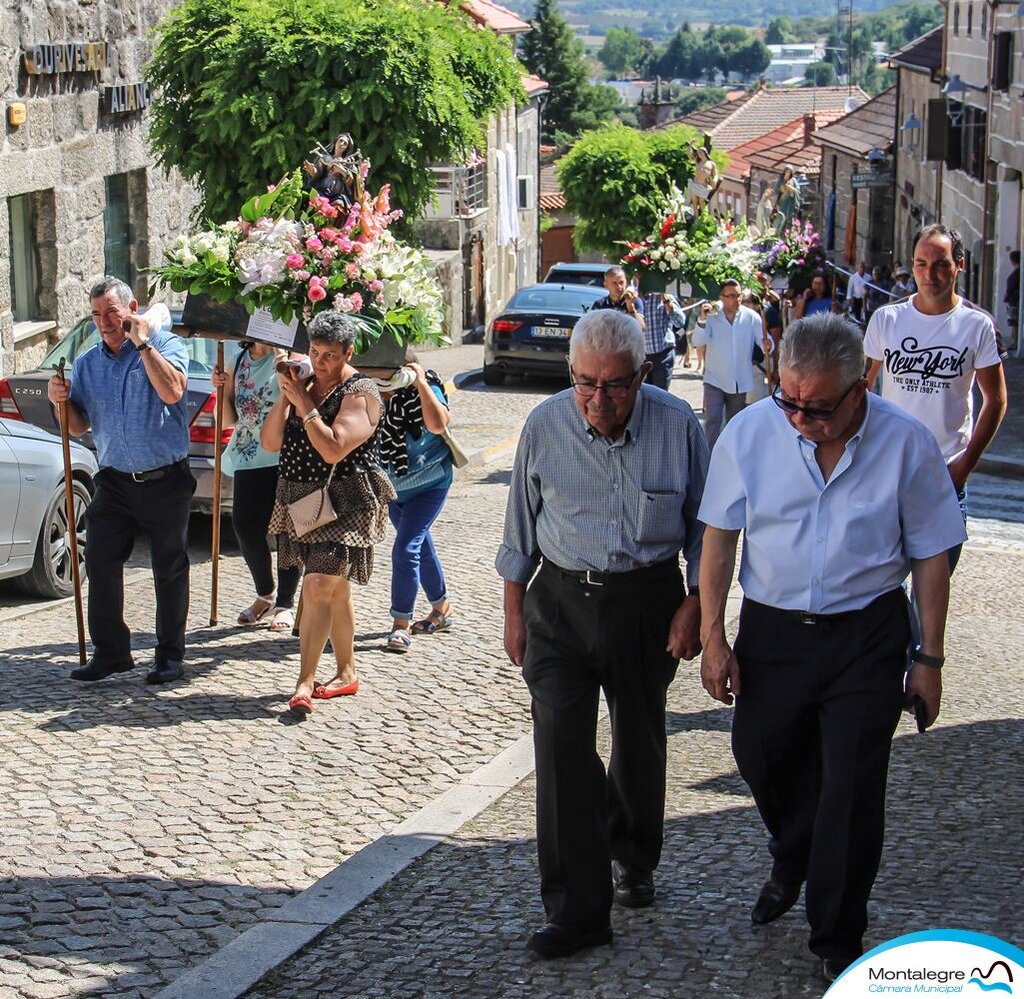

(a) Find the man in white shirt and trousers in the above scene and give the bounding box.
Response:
[864,223,1006,575]
[689,278,764,449]
[697,312,967,985]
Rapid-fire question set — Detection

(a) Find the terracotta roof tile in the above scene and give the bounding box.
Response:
[523,73,549,96]
[674,86,869,151]
[540,162,560,195]
[745,136,822,174]
[539,192,566,211]
[443,0,531,34]
[811,86,897,158]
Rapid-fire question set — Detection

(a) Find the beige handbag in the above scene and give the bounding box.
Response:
[287,465,338,537]
[440,425,470,469]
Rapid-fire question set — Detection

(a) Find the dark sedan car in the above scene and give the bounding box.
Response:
[483,283,606,386]
[0,313,240,512]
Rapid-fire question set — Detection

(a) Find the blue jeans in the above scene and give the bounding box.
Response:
[389,485,449,620]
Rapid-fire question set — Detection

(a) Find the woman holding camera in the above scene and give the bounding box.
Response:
[262,311,395,716]
[212,343,300,633]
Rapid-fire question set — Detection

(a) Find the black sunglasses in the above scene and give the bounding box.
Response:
[772,378,864,422]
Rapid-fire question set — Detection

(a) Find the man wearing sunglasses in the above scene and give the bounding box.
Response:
[496,309,709,959]
[696,312,966,984]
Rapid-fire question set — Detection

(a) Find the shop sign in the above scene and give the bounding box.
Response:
[23,42,110,75]
[103,82,152,114]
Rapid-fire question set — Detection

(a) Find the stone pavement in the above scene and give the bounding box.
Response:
[236,535,1024,999]
[1,347,1021,998]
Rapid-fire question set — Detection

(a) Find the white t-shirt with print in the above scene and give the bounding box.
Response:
[864,297,1002,462]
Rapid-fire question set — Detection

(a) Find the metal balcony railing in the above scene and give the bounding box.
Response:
[424,161,488,220]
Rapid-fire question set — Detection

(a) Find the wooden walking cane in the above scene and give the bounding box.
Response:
[210,340,226,626]
[55,357,87,665]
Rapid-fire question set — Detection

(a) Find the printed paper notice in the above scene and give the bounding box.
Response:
[246,309,299,349]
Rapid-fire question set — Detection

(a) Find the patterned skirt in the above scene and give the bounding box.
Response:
[268,469,396,584]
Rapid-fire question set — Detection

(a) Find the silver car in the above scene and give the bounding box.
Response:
[0,416,98,599]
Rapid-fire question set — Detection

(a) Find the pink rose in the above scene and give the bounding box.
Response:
[347,292,363,312]
[368,279,384,293]
[320,248,336,265]
[351,242,364,255]
[345,263,360,279]
[337,238,353,253]
[320,228,339,243]
[294,269,311,282]
[286,253,305,269]
[306,236,323,252]
[308,276,327,302]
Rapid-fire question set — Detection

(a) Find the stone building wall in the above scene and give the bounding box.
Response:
[0,0,198,376]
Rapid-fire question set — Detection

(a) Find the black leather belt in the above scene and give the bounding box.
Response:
[105,458,188,483]
[748,589,904,625]
[543,557,679,588]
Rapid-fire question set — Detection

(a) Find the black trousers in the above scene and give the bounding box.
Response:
[732,589,909,964]
[231,466,300,607]
[521,560,683,931]
[84,462,196,663]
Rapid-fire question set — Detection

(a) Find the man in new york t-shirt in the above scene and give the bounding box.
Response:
[865,223,1007,570]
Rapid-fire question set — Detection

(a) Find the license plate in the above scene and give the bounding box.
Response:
[533,325,571,338]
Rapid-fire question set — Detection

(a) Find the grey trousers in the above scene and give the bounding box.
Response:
[702,383,747,449]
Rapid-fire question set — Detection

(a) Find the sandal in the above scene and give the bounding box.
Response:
[238,595,275,626]
[411,609,453,635]
[385,628,412,653]
[269,607,296,633]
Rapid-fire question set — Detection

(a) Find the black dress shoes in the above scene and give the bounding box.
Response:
[821,956,855,983]
[71,657,135,682]
[750,877,802,925]
[526,922,613,958]
[146,660,184,684]
[612,860,656,908]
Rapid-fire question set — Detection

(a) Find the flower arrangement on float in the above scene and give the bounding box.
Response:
[620,184,760,296]
[758,219,827,291]
[150,166,447,356]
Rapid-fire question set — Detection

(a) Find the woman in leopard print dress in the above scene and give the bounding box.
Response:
[263,311,395,715]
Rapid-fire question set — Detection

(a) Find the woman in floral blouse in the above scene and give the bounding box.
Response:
[212,343,301,632]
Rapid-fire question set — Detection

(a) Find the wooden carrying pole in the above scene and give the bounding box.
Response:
[210,340,225,625]
[56,358,86,665]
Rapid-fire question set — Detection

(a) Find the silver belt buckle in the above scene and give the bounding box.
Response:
[132,471,147,482]
[798,611,816,625]
[584,569,605,587]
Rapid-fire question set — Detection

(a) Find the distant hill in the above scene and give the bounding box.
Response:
[505,0,919,37]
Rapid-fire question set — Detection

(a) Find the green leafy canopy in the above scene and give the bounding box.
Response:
[146,0,524,224]
[556,124,724,261]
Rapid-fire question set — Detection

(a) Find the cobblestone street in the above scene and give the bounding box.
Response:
[0,352,1021,998]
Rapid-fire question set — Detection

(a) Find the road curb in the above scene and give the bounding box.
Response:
[978,453,1024,480]
[152,729,539,999]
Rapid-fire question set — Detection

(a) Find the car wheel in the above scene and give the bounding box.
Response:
[483,364,506,386]
[15,478,90,599]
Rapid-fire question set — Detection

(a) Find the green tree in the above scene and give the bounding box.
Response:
[598,27,646,77]
[556,123,725,259]
[656,25,700,80]
[805,60,837,86]
[765,16,794,45]
[520,0,613,141]
[734,38,771,79]
[147,0,523,224]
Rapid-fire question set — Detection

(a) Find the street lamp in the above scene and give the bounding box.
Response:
[901,111,922,156]
[942,74,988,96]
[866,147,887,163]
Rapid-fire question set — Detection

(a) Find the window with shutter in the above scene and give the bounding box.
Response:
[925,99,948,161]
[994,32,1014,91]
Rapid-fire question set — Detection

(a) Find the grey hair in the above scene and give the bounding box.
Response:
[569,309,645,368]
[779,312,865,387]
[604,265,626,280]
[307,310,360,350]
[90,276,133,305]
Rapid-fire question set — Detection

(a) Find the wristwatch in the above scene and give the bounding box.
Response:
[136,341,152,352]
[911,646,944,669]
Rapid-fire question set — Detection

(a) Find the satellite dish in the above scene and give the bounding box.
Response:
[844,96,863,113]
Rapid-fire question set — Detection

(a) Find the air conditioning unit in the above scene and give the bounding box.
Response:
[517,175,534,211]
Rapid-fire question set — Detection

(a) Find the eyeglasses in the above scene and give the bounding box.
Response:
[569,367,640,400]
[771,378,863,421]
